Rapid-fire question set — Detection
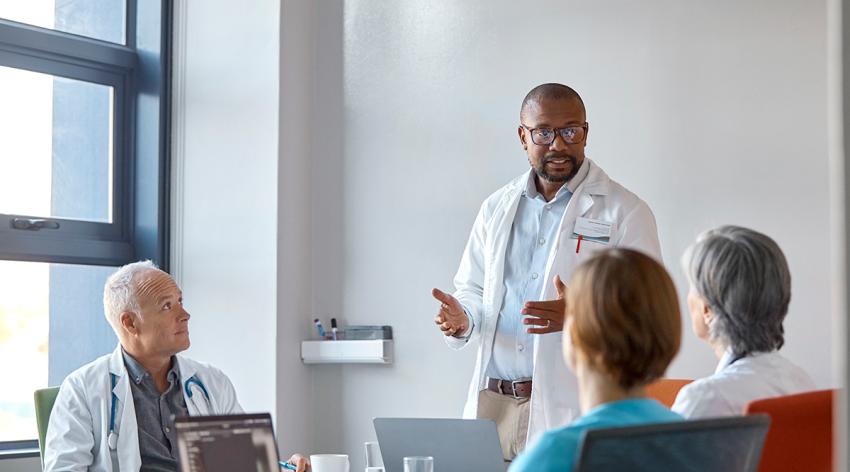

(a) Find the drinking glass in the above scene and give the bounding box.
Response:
[364,441,382,467]
[403,456,433,472]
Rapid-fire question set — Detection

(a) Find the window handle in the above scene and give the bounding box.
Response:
[11,218,61,231]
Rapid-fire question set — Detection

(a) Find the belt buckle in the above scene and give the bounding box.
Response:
[498,379,522,399]
[495,379,526,399]
[511,380,521,399]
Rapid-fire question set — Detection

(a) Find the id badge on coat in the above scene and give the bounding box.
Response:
[570,216,613,243]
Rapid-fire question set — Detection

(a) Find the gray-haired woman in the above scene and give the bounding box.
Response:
[672,225,815,418]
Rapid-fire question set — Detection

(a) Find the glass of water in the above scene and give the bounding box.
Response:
[364,441,382,467]
[403,456,434,472]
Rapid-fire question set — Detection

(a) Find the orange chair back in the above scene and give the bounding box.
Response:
[646,378,692,408]
[745,389,835,472]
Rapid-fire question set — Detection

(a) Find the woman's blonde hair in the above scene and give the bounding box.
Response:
[568,248,681,389]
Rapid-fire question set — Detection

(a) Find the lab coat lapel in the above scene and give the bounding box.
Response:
[487,183,523,308]
[538,165,601,302]
[176,356,208,415]
[473,183,522,393]
[572,193,594,223]
[493,190,521,268]
[108,346,141,472]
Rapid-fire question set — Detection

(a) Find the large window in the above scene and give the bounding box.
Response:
[0,0,171,448]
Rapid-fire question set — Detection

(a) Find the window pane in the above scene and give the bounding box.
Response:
[0,0,125,44]
[0,260,117,441]
[0,65,114,223]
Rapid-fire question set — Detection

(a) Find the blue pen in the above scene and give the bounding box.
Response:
[279,460,298,471]
[314,318,326,339]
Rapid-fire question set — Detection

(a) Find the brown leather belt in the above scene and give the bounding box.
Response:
[487,378,532,398]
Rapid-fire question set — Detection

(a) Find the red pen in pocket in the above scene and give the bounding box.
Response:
[576,234,583,253]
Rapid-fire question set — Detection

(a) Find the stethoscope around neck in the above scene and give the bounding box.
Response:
[106,372,210,450]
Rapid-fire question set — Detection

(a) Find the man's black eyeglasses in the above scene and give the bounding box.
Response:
[521,123,588,146]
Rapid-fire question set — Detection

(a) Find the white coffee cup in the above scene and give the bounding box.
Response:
[310,454,350,472]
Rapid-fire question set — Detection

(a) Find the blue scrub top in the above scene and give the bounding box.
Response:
[509,398,683,472]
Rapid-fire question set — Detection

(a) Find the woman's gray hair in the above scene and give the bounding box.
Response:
[683,225,791,357]
[103,260,159,332]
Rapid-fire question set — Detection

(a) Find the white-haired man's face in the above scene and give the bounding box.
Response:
[120,269,191,357]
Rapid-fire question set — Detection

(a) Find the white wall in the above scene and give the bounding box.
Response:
[0,1,836,471]
[307,0,834,460]
[172,0,835,465]
[173,0,316,458]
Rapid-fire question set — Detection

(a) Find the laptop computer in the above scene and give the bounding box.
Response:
[175,413,282,472]
[373,418,508,472]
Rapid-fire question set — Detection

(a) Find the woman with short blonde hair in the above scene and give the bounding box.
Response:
[511,248,683,471]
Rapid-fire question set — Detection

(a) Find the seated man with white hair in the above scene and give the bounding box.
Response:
[672,226,816,418]
[44,260,309,472]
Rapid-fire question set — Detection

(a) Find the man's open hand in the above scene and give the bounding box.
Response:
[521,275,567,334]
[432,288,469,337]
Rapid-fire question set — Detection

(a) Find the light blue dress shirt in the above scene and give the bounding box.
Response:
[485,171,572,381]
[509,398,683,472]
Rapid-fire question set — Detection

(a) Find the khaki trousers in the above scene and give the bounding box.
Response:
[476,389,530,461]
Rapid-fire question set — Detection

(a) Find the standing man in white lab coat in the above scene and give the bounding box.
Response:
[44,260,309,472]
[432,83,661,460]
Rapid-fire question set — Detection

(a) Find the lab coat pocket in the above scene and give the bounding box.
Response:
[570,235,609,260]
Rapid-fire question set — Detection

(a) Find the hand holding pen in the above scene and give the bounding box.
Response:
[280,453,311,471]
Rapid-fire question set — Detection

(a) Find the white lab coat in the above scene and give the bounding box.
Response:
[672,350,816,419]
[446,158,661,444]
[44,345,243,472]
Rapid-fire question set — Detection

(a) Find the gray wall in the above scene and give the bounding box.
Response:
[0,456,40,472]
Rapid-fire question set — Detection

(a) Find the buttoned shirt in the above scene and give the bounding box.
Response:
[482,161,590,381]
[122,349,190,472]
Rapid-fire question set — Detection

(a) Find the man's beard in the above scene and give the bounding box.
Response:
[533,154,580,183]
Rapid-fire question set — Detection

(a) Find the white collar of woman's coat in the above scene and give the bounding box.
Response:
[716,349,737,374]
[715,348,772,374]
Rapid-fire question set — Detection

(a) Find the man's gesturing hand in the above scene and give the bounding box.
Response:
[432,288,469,337]
[521,275,568,334]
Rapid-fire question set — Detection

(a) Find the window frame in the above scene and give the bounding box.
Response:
[0,0,171,268]
[0,0,172,449]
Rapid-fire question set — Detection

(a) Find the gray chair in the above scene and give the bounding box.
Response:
[574,414,771,472]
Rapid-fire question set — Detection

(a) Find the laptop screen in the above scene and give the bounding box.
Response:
[175,413,281,472]
[373,418,507,472]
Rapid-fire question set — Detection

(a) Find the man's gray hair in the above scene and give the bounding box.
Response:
[103,260,160,332]
[683,225,791,357]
